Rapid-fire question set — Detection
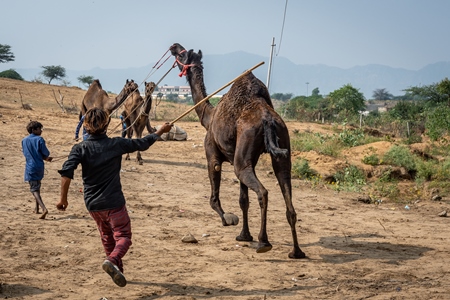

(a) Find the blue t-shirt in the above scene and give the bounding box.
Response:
[22,134,50,181]
[75,115,89,140]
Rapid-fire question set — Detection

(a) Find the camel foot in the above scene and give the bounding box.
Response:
[289,248,306,259]
[236,233,253,242]
[256,242,272,253]
[223,213,239,226]
[39,210,48,220]
[138,160,143,165]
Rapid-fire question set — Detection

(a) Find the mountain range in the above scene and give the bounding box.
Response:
[11,52,450,99]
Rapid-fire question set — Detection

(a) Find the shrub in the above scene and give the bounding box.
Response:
[434,158,450,181]
[332,165,366,192]
[371,181,400,201]
[338,127,365,147]
[362,154,380,165]
[0,69,24,80]
[414,159,437,183]
[382,145,416,171]
[292,159,317,179]
[425,105,450,141]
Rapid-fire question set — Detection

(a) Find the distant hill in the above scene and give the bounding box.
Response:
[9,52,450,99]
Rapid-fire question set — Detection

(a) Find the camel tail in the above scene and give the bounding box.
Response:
[263,119,288,158]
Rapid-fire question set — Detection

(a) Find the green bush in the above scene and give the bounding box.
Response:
[0,69,24,80]
[404,133,423,144]
[414,159,437,183]
[382,145,416,171]
[338,127,365,147]
[362,154,380,165]
[425,105,450,141]
[332,165,366,192]
[434,158,450,181]
[371,181,400,200]
[292,159,317,179]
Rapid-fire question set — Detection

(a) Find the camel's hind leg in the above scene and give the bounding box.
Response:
[236,165,272,254]
[235,182,253,242]
[271,155,306,259]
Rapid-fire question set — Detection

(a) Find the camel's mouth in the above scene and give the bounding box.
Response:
[170,43,185,56]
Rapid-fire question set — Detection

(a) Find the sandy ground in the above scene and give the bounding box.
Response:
[1,80,450,299]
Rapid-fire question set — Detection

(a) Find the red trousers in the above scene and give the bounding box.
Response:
[89,205,132,273]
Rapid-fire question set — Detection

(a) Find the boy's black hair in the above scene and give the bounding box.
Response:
[26,121,43,134]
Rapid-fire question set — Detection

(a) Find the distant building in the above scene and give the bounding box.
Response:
[363,101,396,114]
[153,85,191,99]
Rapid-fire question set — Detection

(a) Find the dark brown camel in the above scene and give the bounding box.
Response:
[121,81,156,164]
[170,43,305,259]
[80,79,138,117]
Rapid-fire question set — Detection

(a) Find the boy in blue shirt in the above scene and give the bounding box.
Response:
[74,115,89,141]
[22,121,53,219]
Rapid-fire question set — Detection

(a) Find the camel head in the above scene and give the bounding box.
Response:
[169,43,186,58]
[116,79,138,105]
[170,43,203,77]
[144,81,156,96]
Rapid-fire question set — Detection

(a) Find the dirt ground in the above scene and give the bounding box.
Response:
[1,78,450,299]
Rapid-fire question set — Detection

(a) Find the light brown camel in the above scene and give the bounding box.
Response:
[80,79,138,117]
[170,43,305,259]
[121,81,156,164]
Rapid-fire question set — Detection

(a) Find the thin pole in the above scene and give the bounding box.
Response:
[266,37,275,90]
[170,61,265,124]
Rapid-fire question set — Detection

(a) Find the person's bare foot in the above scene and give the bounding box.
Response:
[39,210,48,219]
[33,209,40,214]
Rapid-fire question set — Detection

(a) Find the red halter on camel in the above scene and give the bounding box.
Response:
[175,49,196,77]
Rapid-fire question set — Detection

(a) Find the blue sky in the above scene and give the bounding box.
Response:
[2,0,449,71]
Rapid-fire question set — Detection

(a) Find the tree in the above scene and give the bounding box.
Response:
[271,93,293,101]
[311,87,320,97]
[77,75,94,87]
[328,84,366,117]
[0,44,14,63]
[0,69,24,80]
[40,65,66,84]
[372,88,393,100]
[166,93,179,102]
[404,78,450,106]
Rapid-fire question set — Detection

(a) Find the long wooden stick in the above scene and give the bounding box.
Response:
[170,61,265,124]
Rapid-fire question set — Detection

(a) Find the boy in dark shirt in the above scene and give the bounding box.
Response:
[22,121,53,219]
[56,107,172,287]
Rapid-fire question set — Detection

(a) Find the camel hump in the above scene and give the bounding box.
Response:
[233,73,273,108]
[92,79,102,89]
[263,119,288,157]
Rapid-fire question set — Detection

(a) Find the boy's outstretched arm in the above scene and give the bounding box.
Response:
[155,123,173,136]
[57,176,71,211]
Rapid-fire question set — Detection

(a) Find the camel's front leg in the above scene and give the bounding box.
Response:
[124,124,132,161]
[207,159,228,225]
[135,127,144,165]
[136,151,143,165]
